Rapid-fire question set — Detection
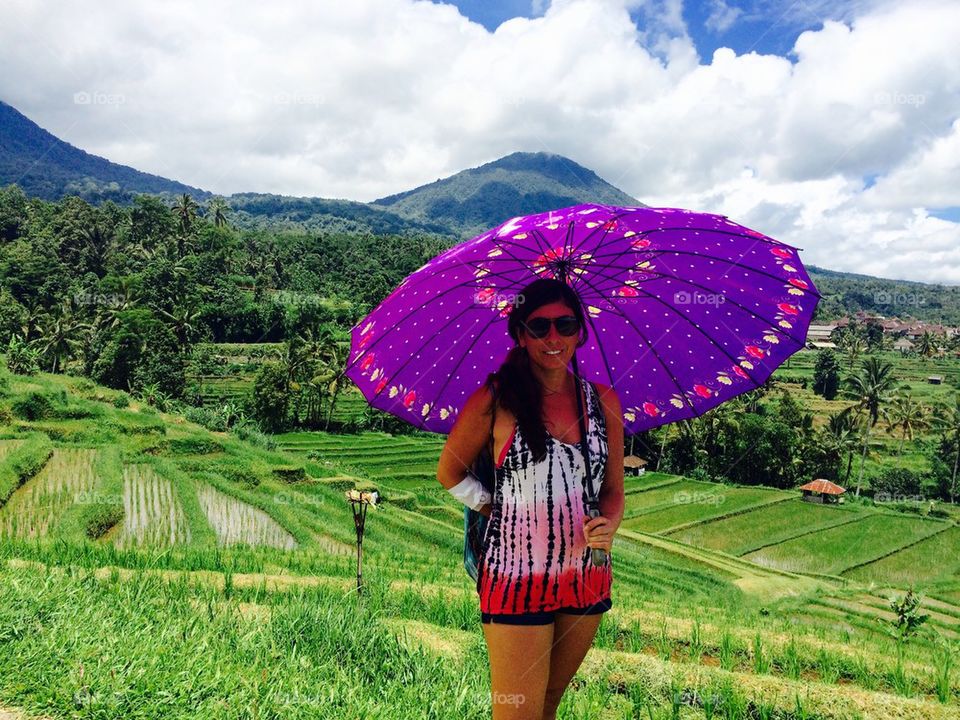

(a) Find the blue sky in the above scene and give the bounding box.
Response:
[441,0,852,59]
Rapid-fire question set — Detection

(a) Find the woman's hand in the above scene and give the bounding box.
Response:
[583,515,618,553]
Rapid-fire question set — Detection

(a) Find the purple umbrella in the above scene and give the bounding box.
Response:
[345,203,820,437]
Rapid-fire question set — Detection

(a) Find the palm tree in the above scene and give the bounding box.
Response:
[822,407,861,484]
[20,303,48,343]
[885,392,932,455]
[844,357,897,496]
[915,331,938,360]
[317,336,349,430]
[91,280,139,335]
[931,394,960,503]
[39,303,91,374]
[172,194,198,258]
[81,222,116,278]
[206,197,230,228]
[158,304,202,346]
[839,330,867,371]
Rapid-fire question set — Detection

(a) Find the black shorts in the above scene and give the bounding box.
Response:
[480,597,612,625]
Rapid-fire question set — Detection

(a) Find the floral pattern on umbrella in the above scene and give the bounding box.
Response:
[346,204,820,436]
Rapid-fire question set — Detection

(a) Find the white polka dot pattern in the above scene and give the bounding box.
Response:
[344,204,821,436]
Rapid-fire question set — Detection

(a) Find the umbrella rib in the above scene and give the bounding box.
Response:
[355,299,489,411]
[345,274,515,369]
[421,308,508,433]
[565,209,634,261]
[374,249,532,298]
[585,244,822,302]
[571,270,700,417]
[574,258,806,348]
[574,264,765,395]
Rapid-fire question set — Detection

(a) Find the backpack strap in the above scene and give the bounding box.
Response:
[488,377,498,462]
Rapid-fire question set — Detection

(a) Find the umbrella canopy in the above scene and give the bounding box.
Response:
[345,203,820,436]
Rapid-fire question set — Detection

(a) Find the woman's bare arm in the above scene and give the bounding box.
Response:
[437,383,495,516]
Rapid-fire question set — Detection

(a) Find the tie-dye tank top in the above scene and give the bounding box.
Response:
[477,376,612,614]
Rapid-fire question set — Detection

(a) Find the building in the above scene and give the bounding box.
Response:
[623,455,648,476]
[798,478,846,504]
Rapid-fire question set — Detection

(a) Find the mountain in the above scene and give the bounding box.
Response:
[373,151,642,236]
[0,102,639,236]
[226,193,453,236]
[0,100,208,203]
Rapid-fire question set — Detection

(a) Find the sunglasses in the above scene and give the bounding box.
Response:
[522,315,581,339]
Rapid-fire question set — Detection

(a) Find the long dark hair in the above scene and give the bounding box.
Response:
[484,278,589,464]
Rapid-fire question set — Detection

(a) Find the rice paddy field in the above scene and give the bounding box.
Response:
[0,364,958,719]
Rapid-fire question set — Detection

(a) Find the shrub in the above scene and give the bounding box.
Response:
[231,420,277,451]
[112,392,130,408]
[166,437,224,455]
[53,401,105,420]
[11,392,56,421]
[84,504,124,539]
[272,465,307,483]
[184,406,227,432]
[871,467,924,501]
[5,336,40,376]
[0,433,53,505]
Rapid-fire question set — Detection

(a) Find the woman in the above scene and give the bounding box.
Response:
[437,278,625,720]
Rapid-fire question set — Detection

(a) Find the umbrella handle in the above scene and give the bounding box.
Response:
[587,506,608,566]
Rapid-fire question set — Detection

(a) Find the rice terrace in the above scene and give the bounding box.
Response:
[2,1,960,717]
[0,347,958,718]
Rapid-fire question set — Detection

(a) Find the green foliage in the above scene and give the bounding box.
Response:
[271,465,307,483]
[5,336,40,375]
[11,391,55,421]
[812,349,842,400]
[89,309,186,397]
[871,467,924,500]
[251,362,289,433]
[0,432,53,506]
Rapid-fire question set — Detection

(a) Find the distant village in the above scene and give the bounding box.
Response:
[806,311,960,360]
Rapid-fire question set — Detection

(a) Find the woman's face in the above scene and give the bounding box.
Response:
[518,300,580,371]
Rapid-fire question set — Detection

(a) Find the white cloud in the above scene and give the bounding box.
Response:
[705,0,742,33]
[0,0,958,283]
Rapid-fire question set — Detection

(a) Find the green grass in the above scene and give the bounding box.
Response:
[743,514,951,575]
[667,499,870,556]
[1,363,960,718]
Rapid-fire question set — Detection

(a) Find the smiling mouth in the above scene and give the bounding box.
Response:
[544,349,562,356]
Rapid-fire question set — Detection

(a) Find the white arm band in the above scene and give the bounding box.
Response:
[447,473,492,511]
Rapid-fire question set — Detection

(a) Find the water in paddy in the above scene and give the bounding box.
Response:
[113,465,192,547]
[197,483,297,550]
[0,448,98,538]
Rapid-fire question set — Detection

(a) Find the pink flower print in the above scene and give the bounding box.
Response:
[777,303,798,315]
[475,287,495,304]
[732,365,748,379]
[616,285,639,297]
[745,345,765,359]
[631,238,651,249]
[360,354,375,370]
[643,402,659,416]
[403,390,416,408]
[788,278,809,290]
[771,247,792,259]
[694,384,713,398]
[375,378,388,394]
